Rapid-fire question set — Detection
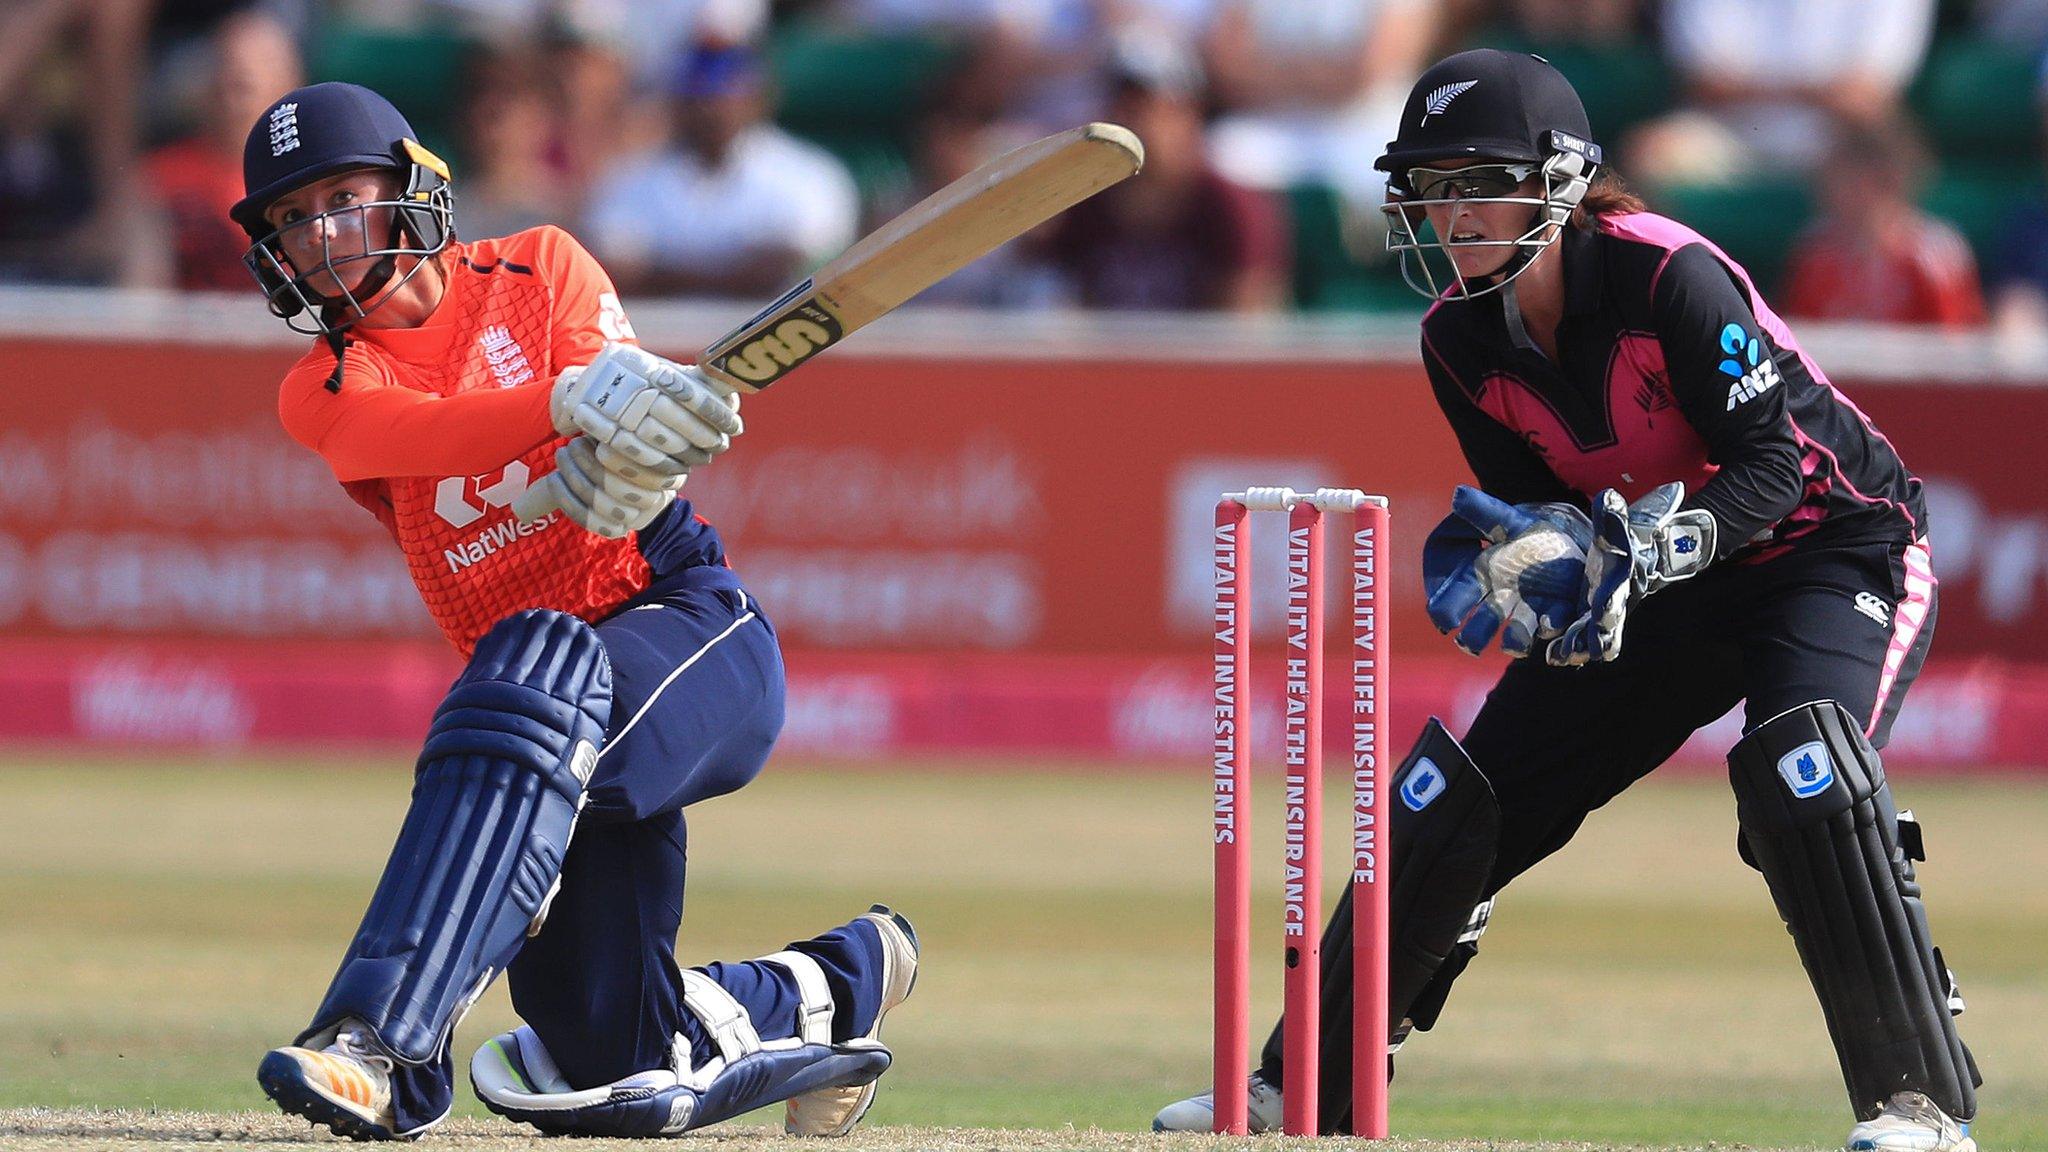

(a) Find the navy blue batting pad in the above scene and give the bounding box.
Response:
[304,609,612,1066]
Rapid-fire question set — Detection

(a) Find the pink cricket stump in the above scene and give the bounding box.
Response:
[1281,499,1324,1137]
[1212,487,1388,1140]
[1212,498,1252,1136]
[1351,497,1391,1139]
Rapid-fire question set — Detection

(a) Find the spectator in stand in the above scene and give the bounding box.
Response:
[1,53,93,282]
[1048,35,1289,311]
[529,0,767,93]
[1781,118,1985,328]
[817,0,1023,122]
[1974,0,2048,52]
[824,0,1224,132]
[582,41,858,297]
[887,95,1068,307]
[1988,68,2048,336]
[526,0,764,202]
[1494,0,1643,42]
[142,9,303,291]
[454,49,572,241]
[537,21,661,210]
[1625,0,1935,184]
[1200,0,1439,220]
[0,0,157,285]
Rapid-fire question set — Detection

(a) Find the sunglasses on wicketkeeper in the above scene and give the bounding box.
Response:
[1403,162,1541,200]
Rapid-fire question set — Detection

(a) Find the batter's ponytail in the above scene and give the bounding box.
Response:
[1571,170,1648,226]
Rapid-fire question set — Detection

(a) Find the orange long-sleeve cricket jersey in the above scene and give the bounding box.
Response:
[276,225,673,656]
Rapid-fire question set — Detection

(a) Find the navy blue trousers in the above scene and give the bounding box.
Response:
[495,569,885,1089]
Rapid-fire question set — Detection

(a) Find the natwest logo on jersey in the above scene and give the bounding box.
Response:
[435,463,556,573]
[435,462,530,528]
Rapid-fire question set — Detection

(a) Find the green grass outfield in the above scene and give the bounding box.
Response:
[1,758,2043,1150]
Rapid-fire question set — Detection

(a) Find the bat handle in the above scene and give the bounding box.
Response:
[512,472,564,523]
[695,362,754,400]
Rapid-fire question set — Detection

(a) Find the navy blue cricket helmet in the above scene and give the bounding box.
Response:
[232,82,455,335]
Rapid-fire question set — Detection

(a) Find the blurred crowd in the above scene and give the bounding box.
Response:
[7,0,2048,331]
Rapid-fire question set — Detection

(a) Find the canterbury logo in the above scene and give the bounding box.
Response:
[1420,81,1478,124]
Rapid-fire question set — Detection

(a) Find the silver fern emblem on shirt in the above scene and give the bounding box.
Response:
[1420,80,1478,124]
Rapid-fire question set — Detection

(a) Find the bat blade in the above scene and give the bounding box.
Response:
[699,122,1143,392]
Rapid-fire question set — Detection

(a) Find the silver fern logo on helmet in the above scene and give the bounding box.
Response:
[1419,81,1478,125]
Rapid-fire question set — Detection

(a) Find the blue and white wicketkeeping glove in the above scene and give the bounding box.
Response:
[1546,482,1718,667]
[1423,486,1595,659]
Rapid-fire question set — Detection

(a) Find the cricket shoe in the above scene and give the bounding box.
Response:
[785,905,921,1136]
[1847,1092,1977,1152]
[257,1022,403,1141]
[1151,1071,1284,1133]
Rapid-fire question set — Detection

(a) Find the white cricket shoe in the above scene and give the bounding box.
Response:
[785,905,920,1137]
[257,1022,400,1141]
[1151,1072,1284,1133]
[1847,1092,1977,1152]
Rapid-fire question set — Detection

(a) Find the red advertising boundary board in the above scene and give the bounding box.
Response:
[2,340,2045,660]
[1,640,2041,773]
[3,335,2044,767]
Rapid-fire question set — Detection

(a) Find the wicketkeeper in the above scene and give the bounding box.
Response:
[1157,50,1981,1152]
[230,82,917,1140]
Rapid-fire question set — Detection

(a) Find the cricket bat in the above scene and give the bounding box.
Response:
[515,121,1142,525]
[698,121,1143,392]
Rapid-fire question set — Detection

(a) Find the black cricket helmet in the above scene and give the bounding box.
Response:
[1373,50,1602,301]
[230,82,455,335]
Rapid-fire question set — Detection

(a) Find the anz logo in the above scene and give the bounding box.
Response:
[1776,740,1835,799]
[1720,322,1782,410]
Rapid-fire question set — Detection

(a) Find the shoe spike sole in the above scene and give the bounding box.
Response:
[257,1050,402,1143]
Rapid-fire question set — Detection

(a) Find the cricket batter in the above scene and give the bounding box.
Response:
[1158,50,1981,1151]
[230,81,917,1140]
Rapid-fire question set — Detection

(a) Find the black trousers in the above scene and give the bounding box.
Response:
[1260,536,1938,1121]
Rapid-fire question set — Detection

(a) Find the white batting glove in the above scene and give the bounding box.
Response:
[549,342,742,471]
[537,436,680,539]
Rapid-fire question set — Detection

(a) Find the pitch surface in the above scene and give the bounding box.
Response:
[3,760,2042,1149]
